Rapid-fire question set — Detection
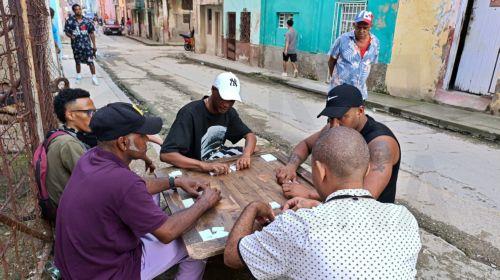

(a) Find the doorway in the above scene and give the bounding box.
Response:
[227,12,236,60]
[450,0,500,95]
[147,11,153,39]
[215,12,220,55]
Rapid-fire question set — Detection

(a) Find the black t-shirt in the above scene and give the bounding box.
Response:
[360,115,401,203]
[161,97,252,161]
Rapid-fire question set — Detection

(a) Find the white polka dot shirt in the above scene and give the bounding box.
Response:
[238,189,421,280]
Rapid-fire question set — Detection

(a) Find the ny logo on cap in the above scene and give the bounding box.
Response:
[230,78,238,87]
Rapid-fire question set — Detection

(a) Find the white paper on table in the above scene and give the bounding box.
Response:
[212,230,229,239]
[199,229,213,241]
[269,201,281,210]
[261,154,277,162]
[229,164,237,172]
[212,226,225,233]
[198,228,229,241]
[169,170,182,177]
[182,198,195,208]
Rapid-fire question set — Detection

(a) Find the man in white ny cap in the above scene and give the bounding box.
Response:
[328,10,380,100]
[160,72,257,175]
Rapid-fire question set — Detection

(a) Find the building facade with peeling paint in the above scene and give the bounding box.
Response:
[257,0,399,84]
[193,0,224,56]
[221,0,262,66]
[387,0,499,113]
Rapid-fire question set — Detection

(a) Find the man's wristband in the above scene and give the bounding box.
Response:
[169,176,177,191]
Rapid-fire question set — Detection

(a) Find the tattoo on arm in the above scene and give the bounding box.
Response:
[369,141,392,173]
[288,153,303,166]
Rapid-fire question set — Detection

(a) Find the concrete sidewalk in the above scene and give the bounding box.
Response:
[59,42,162,164]
[60,44,130,107]
[125,35,184,47]
[184,53,500,143]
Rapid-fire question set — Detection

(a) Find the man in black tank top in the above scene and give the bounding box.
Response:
[276,84,401,203]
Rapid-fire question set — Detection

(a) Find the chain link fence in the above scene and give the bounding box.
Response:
[1,0,66,278]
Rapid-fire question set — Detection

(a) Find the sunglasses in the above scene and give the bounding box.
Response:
[71,109,96,117]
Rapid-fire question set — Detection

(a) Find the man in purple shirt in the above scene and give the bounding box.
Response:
[55,102,221,279]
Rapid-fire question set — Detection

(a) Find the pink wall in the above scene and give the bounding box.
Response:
[100,0,116,21]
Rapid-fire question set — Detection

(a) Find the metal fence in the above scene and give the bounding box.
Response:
[1,0,65,278]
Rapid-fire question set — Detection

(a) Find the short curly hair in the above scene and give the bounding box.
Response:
[53,88,90,123]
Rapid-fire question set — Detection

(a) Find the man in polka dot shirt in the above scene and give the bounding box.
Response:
[224,127,421,279]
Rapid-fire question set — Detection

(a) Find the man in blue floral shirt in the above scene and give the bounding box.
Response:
[328,10,379,100]
[64,4,99,85]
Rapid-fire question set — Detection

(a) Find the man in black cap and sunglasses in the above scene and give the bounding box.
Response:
[55,102,220,279]
[275,84,401,203]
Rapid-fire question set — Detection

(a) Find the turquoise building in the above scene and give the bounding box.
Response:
[259,0,399,64]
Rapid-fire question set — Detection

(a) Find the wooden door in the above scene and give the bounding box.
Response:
[215,12,220,55]
[454,0,500,95]
[227,12,236,61]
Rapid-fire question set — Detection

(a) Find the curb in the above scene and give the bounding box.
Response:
[184,55,500,143]
[125,35,183,47]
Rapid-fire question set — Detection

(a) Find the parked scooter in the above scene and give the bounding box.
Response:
[180,29,195,51]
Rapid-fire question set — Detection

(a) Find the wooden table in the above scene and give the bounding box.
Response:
[155,151,315,259]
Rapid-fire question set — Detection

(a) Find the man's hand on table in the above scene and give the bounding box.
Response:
[248,201,275,226]
[176,177,209,197]
[283,197,321,211]
[200,161,230,175]
[197,185,222,210]
[236,154,251,170]
[282,181,319,199]
[275,165,298,184]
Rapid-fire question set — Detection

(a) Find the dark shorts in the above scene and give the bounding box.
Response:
[283,52,297,62]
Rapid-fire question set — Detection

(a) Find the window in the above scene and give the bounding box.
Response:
[240,12,251,43]
[207,9,212,34]
[182,0,193,10]
[278,13,294,29]
[183,14,190,24]
[331,1,367,41]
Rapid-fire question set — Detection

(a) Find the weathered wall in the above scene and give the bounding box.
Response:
[223,0,261,44]
[259,0,398,64]
[261,45,329,81]
[194,0,223,54]
[222,0,261,64]
[168,0,191,42]
[386,0,457,100]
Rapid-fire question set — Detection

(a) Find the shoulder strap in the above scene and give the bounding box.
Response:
[44,130,69,150]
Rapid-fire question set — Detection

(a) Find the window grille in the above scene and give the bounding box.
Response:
[331,1,367,43]
[278,13,294,29]
[240,12,251,43]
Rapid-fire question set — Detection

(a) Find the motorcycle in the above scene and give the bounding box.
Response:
[180,29,195,51]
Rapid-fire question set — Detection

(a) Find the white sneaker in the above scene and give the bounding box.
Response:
[92,76,99,86]
[75,75,82,84]
[281,72,288,77]
[293,70,299,78]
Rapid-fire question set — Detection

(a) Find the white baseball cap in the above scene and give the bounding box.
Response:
[212,72,242,102]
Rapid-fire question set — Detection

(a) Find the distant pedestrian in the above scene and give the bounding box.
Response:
[126,17,132,35]
[49,8,61,55]
[282,19,299,78]
[64,4,99,85]
[120,17,125,27]
[328,10,379,100]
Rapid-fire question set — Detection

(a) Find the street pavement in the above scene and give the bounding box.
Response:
[63,34,500,278]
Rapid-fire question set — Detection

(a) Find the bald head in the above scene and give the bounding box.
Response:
[312,127,369,180]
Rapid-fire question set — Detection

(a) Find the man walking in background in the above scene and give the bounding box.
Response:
[282,19,299,78]
[328,10,379,100]
[64,4,99,85]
